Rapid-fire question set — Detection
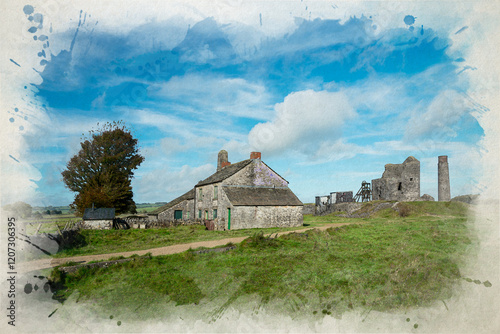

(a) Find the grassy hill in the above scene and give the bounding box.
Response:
[48,201,475,321]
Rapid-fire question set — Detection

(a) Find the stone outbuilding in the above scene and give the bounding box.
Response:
[154,151,303,230]
[371,156,420,201]
[82,207,115,229]
[149,189,195,221]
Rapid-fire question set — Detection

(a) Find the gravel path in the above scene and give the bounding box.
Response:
[17,222,365,273]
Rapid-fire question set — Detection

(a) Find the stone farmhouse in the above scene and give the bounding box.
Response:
[151,151,303,230]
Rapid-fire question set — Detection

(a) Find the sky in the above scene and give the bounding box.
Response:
[1,0,498,207]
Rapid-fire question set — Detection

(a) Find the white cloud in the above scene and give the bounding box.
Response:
[133,163,214,203]
[150,74,273,120]
[405,90,472,141]
[248,90,356,157]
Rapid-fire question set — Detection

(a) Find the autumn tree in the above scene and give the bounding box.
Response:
[62,121,144,216]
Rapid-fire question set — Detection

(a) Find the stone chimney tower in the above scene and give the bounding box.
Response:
[217,150,229,172]
[438,155,451,201]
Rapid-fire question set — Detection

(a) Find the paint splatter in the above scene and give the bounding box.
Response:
[455,26,468,34]
[420,25,424,35]
[10,59,21,67]
[48,309,58,318]
[19,126,24,131]
[33,13,43,28]
[9,155,20,163]
[23,5,34,15]
[24,283,33,294]
[404,15,415,25]
[9,117,15,123]
[117,321,122,326]
[14,108,19,112]
[28,26,37,33]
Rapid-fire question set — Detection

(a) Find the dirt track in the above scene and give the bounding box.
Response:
[17,222,365,273]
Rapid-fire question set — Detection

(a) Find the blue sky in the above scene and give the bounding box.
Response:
[1,1,494,207]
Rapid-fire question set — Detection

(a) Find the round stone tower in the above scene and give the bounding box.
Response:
[438,155,451,201]
[217,150,228,172]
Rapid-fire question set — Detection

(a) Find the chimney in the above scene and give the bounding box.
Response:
[217,150,229,172]
[250,152,261,160]
[438,155,451,201]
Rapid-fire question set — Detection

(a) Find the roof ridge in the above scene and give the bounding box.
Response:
[196,159,253,186]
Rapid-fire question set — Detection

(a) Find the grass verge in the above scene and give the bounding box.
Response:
[49,202,474,320]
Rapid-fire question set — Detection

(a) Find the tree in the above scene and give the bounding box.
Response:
[62,121,144,216]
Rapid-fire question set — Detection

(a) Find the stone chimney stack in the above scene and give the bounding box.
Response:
[438,155,451,201]
[250,152,261,160]
[217,150,228,172]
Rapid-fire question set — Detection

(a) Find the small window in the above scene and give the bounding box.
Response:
[198,188,203,200]
[213,209,218,219]
[174,210,183,220]
[205,210,208,219]
[214,186,218,200]
[398,182,402,191]
[410,178,413,181]
[186,211,190,219]
[198,210,202,219]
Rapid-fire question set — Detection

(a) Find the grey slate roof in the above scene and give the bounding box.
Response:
[83,208,115,220]
[223,186,303,206]
[196,159,253,186]
[151,188,195,214]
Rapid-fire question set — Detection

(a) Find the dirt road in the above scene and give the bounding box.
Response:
[17,222,364,273]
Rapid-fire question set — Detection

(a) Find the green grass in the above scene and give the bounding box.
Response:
[49,201,475,320]
[52,224,307,258]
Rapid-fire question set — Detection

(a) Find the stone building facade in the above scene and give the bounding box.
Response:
[371,156,420,201]
[154,151,303,230]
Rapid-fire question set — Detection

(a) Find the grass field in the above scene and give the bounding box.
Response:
[52,224,308,258]
[49,201,475,320]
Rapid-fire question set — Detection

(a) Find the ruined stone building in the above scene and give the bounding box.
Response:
[152,151,303,230]
[371,156,420,201]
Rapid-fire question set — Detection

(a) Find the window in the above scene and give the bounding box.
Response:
[205,210,208,219]
[174,210,183,220]
[410,178,413,181]
[213,209,218,219]
[198,210,202,219]
[398,182,402,191]
[198,188,203,200]
[186,211,190,219]
[214,186,218,200]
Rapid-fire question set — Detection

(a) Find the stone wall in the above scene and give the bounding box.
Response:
[315,202,362,216]
[225,160,288,187]
[302,204,315,215]
[195,182,221,220]
[371,156,420,201]
[228,205,303,230]
[82,219,113,229]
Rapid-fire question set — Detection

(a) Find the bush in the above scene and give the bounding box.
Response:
[397,203,412,217]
